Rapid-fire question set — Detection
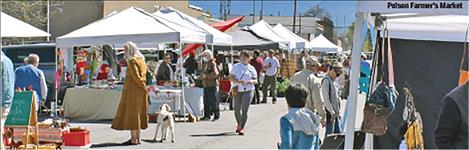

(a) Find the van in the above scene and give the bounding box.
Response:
[2,43,68,106]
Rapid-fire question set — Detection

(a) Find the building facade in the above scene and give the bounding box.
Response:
[50,0,213,42]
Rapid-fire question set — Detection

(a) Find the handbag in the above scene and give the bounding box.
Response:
[146,70,155,85]
[362,28,398,135]
[231,65,248,97]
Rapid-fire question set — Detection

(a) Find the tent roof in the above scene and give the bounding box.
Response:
[155,7,231,45]
[273,23,311,49]
[248,20,289,45]
[382,14,469,42]
[1,12,50,37]
[214,29,280,50]
[56,7,182,47]
[309,34,342,52]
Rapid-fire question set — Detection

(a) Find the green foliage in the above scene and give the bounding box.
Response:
[346,22,373,52]
[276,78,290,93]
[303,5,331,19]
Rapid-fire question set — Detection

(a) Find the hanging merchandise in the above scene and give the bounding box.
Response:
[458,27,469,85]
[102,45,120,77]
[75,49,90,85]
[402,86,424,150]
[89,47,102,81]
[362,28,398,135]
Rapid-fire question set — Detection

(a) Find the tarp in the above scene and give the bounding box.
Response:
[357,1,469,15]
[273,23,310,49]
[56,7,181,47]
[213,29,280,51]
[181,16,244,57]
[1,12,50,37]
[382,15,469,42]
[373,38,464,149]
[309,34,343,52]
[155,7,232,45]
[211,16,244,31]
[248,20,289,46]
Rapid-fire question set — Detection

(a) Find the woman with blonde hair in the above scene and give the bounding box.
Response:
[112,41,148,145]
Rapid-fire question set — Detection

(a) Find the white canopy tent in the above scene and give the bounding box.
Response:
[273,23,310,50]
[309,34,343,53]
[56,7,180,47]
[56,7,207,69]
[344,1,469,149]
[248,20,289,49]
[155,7,232,45]
[382,14,469,42]
[1,12,50,37]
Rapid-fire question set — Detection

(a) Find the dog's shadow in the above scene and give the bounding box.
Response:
[190,132,239,137]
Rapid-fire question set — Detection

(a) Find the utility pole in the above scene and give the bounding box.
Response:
[252,0,256,24]
[219,0,223,20]
[259,0,264,20]
[292,0,297,33]
[298,13,302,35]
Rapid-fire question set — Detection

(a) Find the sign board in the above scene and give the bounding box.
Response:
[5,91,35,127]
[357,1,469,15]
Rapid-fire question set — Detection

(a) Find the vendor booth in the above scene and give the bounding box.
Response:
[56,7,214,121]
[342,1,469,149]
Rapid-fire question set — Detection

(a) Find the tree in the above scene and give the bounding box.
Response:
[363,29,373,52]
[346,22,373,52]
[1,0,63,43]
[303,5,331,19]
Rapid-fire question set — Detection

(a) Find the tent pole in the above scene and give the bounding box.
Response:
[230,45,233,64]
[180,42,186,123]
[211,45,214,53]
[344,11,365,149]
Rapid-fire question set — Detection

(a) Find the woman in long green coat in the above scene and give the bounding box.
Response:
[112,42,148,145]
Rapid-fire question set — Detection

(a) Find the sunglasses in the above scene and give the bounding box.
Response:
[164,57,171,60]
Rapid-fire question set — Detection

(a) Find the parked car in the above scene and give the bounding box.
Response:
[2,43,71,107]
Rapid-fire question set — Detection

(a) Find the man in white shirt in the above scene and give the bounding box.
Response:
[262,50,280,104]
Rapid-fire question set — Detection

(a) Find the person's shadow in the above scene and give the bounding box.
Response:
[90,143,130,148]
[190,132,239,137]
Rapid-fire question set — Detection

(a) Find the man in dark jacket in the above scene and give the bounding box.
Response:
[183,52,198,75]
[157,53,174,82]
[434,81,468,149]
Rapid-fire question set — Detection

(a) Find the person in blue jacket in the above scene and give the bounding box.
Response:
[279,84,321,149]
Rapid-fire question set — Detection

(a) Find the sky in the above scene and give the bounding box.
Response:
[189,0,356,29]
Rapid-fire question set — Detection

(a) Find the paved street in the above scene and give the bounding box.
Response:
[72,98,287,149]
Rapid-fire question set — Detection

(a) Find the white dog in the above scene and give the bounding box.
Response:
[153,104,175,143]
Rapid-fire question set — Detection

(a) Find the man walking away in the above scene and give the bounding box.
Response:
[262,50,280,104]
[322,62,344,136]
[250,50,263,104]
[14,54,47,112]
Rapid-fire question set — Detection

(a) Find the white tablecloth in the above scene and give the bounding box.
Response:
[148,87,203,117]
[63,88,121,120]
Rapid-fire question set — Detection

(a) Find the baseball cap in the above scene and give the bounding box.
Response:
[305,56,321,66]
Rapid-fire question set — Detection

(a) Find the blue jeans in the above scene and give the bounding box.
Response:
[325,117,341,135]
[203,87,219,118]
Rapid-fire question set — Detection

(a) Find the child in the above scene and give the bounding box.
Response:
[279,84,321,149]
